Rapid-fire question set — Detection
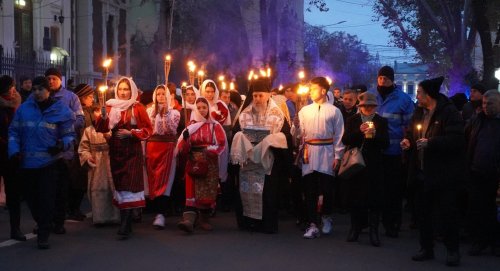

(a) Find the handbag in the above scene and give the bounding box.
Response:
[186,123,215,178]
[338,140,366,179]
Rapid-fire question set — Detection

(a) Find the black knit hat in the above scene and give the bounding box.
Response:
[32,76,50,90]
[419,76,444,99]
[377,66,394,82]
[0,75,14,95]
[471,83,487,95]
[74,84,94,98]
[44,67,62,80]
[249,77,272,93]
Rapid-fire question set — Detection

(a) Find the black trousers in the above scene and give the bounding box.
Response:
[23,163,59,241]
[152,195,168,215]
[1,161,22,232]
[415,171,460,251]
[381,154,404,231]
[303,171,334,226]
[467,170,500,246]
[53,159,70,226]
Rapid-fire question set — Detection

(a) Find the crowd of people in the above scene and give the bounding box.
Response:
[0,66,499,268]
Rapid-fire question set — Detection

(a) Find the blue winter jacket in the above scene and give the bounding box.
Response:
[375,86,415,156]
[8,98,76,168]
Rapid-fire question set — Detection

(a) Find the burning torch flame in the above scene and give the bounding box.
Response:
[326,76,332,85]
[298,70,305,80]
[102,58,112,68]
[297,85,309,95]
[198,70,205,77]
[248,70,255,81]
[181,82,187,88]
[230,82,235,90]
[218,75,225,82]
[165,54,171,62]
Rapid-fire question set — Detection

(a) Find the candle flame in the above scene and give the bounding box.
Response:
[253,74,259,80]
[181,82,187,88]
[259,69,266,77]
[298,70,305,80]
[297,85,309,95]
[189,65,196,72]
[98,85,108,93]
[416,124,422,130]
[325,76,332,85]
[248,70,254,81]
[102,58,112,68]
[187,60,194,67]
[279,84,283,91]
[165,54,171,62]
[221,82,227,90]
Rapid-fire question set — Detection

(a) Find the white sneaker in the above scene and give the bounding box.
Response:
[321,216,333,234]
[153,214,165,229]
[303,224,320,239]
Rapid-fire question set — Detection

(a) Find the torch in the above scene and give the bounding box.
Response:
[197,70,205,88]
[187,61,196,86]
[164,54,172,85]
[102,58,112,86]
[181,82,189,127]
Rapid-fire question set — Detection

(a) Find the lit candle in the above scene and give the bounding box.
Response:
[188,63,196,86]
[197,70,205,87]
[98,85,108,107]
[102,59,112,69]
[416,124,422,139]
[259,69,267,77]
[248,70,254,81]
[279,84,283,91]
[165,54,171,62]
[298,70,305,81]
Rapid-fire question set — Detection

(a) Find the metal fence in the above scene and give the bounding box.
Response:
[0,49,66,81]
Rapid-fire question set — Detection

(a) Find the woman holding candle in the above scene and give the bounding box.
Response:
[95,77,152,239]
[145,85,180,229]
[176,97,228,233]
[342,92,389,247]
[197,79,230,126]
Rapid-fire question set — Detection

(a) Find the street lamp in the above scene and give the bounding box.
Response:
[495,68,500,91]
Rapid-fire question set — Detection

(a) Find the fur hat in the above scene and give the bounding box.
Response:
[377,66,394,82]
[44,67,62,80]
[74,84,94,98]
[419,76,444,99]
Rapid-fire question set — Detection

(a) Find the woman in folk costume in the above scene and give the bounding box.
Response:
[230,77,292,233]
[177,97,228,233]
[145,85,180,229]
[79,106,120,225]
[177,85,199,133]
[95,77,152,239]
[195,79,231,126]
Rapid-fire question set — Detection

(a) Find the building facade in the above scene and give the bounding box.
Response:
[393,61,429,100]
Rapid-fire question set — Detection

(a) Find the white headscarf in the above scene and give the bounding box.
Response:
[151,84,172,112]
[200,79,219,105]
[106,77,139,129]
[182,85,200,111]
[148,84,172,135]
[190,97,217,125]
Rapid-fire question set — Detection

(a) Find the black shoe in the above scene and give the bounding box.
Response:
[468,243,489,256]
[412,249,434,261]
[446,250,460,266]
[10,229,27,241]
[37,239,50,249]
[53,225,66,234]
[32,226,38,235]
[346,227,360,242]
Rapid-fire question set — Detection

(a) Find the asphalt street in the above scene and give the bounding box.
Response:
[1,203,499,271]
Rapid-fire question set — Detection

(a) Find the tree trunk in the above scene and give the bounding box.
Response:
[472,0,498,89]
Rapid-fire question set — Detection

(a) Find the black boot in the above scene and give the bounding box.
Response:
[117,209,132,239]
[369,212,381,247]
[9,208,26,241]
[346,214,360,242]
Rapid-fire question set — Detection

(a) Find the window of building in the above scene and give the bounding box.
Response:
[51,26,60,48]
[407,84,414,95]
[14,0,33,57]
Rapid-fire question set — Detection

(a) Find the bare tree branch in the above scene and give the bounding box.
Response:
[417,0,449,41]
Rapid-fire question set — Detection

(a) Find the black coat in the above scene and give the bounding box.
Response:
[407,94,466,188]
[342,113,390,207]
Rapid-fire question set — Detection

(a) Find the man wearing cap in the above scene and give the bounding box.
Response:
[462,83,487,122]
[375,65,414,238]
[45,67,84,233]
[401,76,464,266]
[297,77,345,238]
[231,77,292,233]
[465,89,500,256]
